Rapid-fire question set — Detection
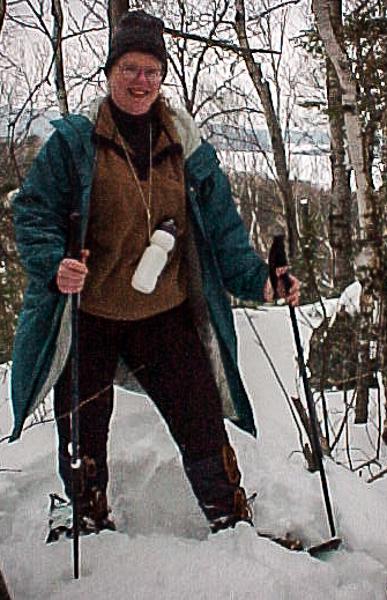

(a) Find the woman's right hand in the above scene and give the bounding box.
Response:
[56,249,89,294]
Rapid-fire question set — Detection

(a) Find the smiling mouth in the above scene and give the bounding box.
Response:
[128,89,150,98]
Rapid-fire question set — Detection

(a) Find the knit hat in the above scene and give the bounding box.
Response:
[105,10,167,79]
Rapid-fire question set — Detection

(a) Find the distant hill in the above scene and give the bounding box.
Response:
[0,107,58,141]
[205,122,330,156]
[1,105,330,157]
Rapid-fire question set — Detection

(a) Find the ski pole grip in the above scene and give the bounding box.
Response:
[268,234,292,295]
[68,211,82,260]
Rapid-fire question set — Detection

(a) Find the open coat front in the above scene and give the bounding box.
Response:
[10,109,269,442]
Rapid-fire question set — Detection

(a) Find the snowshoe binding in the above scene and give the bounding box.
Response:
[46,490,116,543]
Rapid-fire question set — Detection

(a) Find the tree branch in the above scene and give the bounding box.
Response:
[164,26,279,55]
[249,0,301,22]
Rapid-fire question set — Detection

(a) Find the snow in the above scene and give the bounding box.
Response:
[1,307,387,599]
[338,281,362,317]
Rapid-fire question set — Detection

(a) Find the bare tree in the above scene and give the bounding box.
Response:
[0,0,6,35]
[234,0,299,260]
[51,0,68,115]
[108,0,129,42]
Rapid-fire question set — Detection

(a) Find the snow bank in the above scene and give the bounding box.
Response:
[0,308,386,599]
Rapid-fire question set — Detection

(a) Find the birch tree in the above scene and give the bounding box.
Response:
[381,106,387,442]
[312,0,384,424]
[325,0,354,289]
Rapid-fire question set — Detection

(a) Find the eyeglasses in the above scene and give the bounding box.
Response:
[117,64,163,84]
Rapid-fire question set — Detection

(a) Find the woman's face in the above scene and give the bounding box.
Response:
[109,51,163,115]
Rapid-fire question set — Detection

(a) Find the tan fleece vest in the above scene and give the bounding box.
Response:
[80,99,188,320]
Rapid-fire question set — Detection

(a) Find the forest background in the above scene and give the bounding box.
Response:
[0,0,386,479]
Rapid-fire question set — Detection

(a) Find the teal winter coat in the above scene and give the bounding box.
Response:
[10,109,269,441]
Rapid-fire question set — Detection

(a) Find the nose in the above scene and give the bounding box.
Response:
[134,68,148,83]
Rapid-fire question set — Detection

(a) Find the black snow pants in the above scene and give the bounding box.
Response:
[54,300,248,526]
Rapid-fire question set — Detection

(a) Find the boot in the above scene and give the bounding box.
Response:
[183,444,253,533]
[208,487,253,534]
[76,456,115,533]
[78,486,116,534]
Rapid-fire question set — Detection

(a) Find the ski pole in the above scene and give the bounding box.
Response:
[269,235,338,541]
[68,211,83,579]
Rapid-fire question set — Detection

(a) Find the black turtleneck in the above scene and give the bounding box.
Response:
[108,97,161,181]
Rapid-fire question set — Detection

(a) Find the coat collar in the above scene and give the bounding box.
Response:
[94,96,182,159]
[185,141,219,183]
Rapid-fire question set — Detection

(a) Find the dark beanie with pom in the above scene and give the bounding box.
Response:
[105,10,167,79]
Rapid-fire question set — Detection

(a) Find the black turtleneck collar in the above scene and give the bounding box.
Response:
[108,97,161,146]
[98,97,182,181]
[108,97,162,180]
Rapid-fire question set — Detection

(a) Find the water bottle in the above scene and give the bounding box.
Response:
[131,219,177,294]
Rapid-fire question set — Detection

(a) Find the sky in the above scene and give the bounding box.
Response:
[0,0,330,193]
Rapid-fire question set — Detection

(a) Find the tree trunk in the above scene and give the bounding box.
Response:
[51,0,68,116]
[312,0,382,424]
[238,177,254,239]
[312,0,377,241]
[108,0,129,46]
[234,0,298,260]
[380,110,387,443]
[326,0,354,290]
[0,1,6,35]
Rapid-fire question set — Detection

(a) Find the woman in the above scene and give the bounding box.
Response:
[11,10,300,536]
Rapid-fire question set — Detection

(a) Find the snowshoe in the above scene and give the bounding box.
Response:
[209,488,254,534]
[46,493,73,543]
[256,530,341,557]
[46,491,116,543]
[78,487,116,534]
[245,493,341,557]
[256,530,304,551]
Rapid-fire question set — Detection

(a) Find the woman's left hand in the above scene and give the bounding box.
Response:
[277,269,300,307]
[263,267,300,307]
